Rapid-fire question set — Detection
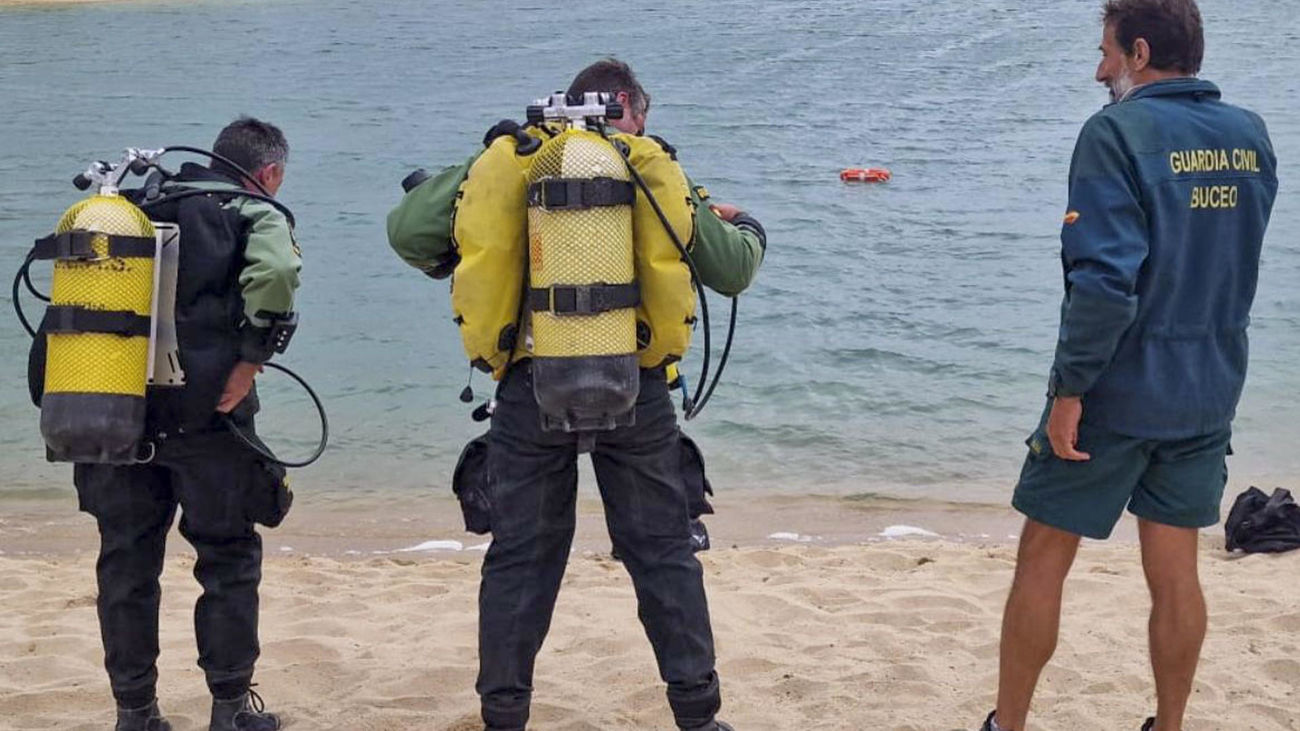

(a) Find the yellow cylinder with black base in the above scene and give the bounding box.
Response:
[40,195,155,463]
[526,128,639,432]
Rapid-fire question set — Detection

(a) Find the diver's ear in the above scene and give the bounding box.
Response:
[1130,37,1152,72]
[253,162,285,195]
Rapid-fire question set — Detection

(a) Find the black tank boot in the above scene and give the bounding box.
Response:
[681,722,734,731]
[208,689,281,731]
[115,700,172,731]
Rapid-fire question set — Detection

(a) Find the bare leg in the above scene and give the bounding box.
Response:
[995,519,1081,730]
[1139,519,1205,731]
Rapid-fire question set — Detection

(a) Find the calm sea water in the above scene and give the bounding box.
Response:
[1,0,1296,502]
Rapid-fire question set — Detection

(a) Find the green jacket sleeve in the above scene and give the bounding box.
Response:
[1049,115,1146,397]
[687,181,766,297]
[235,197,301,326]
[387,155,478,276]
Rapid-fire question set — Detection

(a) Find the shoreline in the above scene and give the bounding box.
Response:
[1,488,1118,558]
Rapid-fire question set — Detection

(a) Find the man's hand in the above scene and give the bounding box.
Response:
[217,361,263,413]
[1046,395,1090,461]
[709,203,743,222]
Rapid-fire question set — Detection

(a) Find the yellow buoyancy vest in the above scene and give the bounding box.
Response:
[450,127,697,378]
[616,132,697,370]
[448,133,529,376]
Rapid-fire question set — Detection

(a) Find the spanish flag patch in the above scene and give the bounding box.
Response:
[1063,210,1081,225]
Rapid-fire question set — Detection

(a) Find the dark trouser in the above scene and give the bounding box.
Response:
[74,428,266,708]
[478,365,720,730]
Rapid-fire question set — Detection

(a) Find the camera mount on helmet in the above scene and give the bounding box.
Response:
[525,91,624,131]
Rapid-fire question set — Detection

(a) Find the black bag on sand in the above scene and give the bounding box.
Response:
[1225,487,1300,554]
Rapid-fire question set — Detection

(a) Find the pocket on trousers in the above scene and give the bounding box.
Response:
[679,432,714,518]
[452,433,492,535]
[679,433,714,552]
[245,459,293,528]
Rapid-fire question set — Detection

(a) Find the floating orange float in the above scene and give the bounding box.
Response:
[840,167,891,183]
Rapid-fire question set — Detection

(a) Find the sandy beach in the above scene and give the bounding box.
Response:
[2,493,1298,730]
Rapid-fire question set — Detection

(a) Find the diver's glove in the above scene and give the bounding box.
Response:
[238,311,298,363]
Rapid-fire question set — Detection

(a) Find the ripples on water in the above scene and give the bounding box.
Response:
[1,0,1296,501]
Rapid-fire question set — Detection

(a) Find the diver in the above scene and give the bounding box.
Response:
[388,59,766,730]
[26,117,301,731]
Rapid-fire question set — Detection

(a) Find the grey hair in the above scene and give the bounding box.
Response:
[212,116,289,175]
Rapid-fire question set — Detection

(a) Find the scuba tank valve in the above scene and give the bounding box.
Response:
[526,91,624,130]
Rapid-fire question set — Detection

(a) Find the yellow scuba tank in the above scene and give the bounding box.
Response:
[38,194,156,463]
[526,127,640,431]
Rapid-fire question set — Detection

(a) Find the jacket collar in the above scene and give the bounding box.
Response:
[175,161,243,188]
[1120,77,1221,103]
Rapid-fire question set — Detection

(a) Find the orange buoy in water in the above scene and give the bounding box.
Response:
[840,167,891,183]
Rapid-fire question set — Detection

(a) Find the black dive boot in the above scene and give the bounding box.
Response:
[208,689,281,731]
[1141,718,1155,731]
[115,700,172,731]
[682,723,734,731]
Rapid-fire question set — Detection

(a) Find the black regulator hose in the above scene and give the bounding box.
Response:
[135,147,296,225]
[606,129,738,421]
[136,188,296,227]
[23,260,49,303]
[687,296,738,419]
[12,251,37,338]
[160,146,276,198]
[222,362,329,468]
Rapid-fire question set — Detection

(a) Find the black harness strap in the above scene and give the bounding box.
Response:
[527,177,635,211]
[529,283,640,316]
[31,231,156,261]
[41,306,151,337]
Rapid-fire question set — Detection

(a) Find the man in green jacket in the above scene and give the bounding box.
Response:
[982,2,1276,730]
[389,59,764,731]
[69,117,300,731]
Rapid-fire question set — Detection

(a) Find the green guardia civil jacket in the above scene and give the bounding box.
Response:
[164,166,302,328]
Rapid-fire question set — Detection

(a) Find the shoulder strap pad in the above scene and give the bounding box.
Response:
[648,134,678,160]
[483,119,522,149]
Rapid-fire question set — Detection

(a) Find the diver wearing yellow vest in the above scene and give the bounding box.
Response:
[388,59,764,731]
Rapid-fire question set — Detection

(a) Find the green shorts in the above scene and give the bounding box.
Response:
[1012,413,1231,540]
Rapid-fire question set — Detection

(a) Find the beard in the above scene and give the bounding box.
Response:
[1108,66,1137,103]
